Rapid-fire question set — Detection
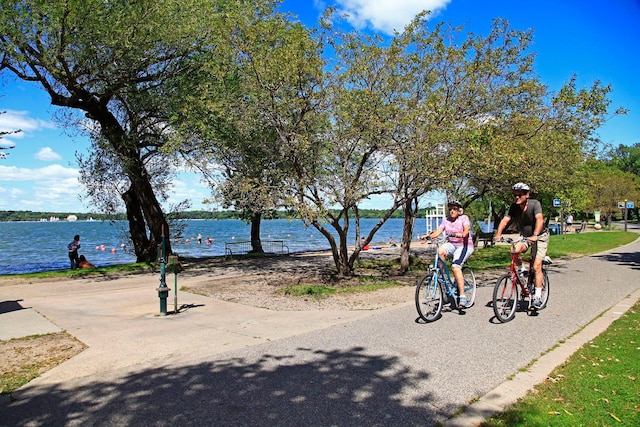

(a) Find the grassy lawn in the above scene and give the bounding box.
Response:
[467,231,638,272]
[481,300,640,426]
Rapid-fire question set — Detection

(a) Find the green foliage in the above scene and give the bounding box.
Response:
[482,301,640,426]
[0,208,418,222]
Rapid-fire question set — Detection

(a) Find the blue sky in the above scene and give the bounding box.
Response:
[1,0,638,213]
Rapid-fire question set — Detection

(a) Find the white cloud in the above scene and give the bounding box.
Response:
[0,109,56,138]
[336,0,451,34]
[0,164,78,181]
[0,164,82,211]
[35,147,62,161]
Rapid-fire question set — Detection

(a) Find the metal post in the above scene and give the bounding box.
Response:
[174,273,178,314]
[624,200,628,232]
[156,226,170,315]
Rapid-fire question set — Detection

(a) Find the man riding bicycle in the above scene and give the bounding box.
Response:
[494,183,549,310]
[428,200,474,308]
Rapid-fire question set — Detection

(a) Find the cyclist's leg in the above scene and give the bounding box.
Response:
[511,240,529,269]
[451,243,474,298]
[437,243,453,272]
[532,232,549,290]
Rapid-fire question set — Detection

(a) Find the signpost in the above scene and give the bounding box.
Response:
[619,200,635,232]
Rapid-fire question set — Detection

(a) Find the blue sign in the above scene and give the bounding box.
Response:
[626,201,635,209]
[553,199,561,207]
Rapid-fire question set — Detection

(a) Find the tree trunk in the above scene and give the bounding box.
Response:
[127,164,172,261]
[250,212,264,253]
[122,188,153,261]
[90,105,172,262]
[399,198,418,273]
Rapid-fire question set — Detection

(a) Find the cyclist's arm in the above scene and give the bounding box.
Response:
[494,215,511,241]
[429,227,443,239]
[529,212,544,242]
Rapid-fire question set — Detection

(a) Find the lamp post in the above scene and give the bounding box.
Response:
[624,199,628,232]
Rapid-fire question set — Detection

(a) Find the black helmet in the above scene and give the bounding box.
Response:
[447,200,462,208]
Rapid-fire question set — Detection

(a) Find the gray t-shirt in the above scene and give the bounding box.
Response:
[506,199,542,237]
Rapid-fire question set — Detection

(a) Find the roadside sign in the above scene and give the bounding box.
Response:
[626,201,635,209]
[618,201,626,209]
[553,199,561,207]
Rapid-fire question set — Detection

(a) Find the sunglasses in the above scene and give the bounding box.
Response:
[449,207,459,211]
[513,193,526,198]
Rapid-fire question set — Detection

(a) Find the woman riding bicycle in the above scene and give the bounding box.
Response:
[493,182,549,310]
[428,200,474,308]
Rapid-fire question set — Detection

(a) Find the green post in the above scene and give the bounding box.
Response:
[167,255,181,314]
[156,227,170,315]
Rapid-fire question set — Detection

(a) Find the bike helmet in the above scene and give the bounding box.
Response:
[512,182,530,192]
[447,200,463,208]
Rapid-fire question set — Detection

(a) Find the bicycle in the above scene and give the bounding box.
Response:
[492,237,551,323]
[415,236,477,322]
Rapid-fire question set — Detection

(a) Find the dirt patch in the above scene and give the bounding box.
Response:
[0,332,87,395]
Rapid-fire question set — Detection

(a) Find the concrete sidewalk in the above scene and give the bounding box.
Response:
[0,273,392,382]
[1,231,639,425]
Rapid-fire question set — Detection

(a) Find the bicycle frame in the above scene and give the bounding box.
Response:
[493,237,550,322]
[415,236,478,322]
[431,250,459,301]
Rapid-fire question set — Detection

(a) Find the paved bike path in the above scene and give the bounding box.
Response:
[1,231,639,425]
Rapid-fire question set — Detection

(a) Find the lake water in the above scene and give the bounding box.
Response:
[0,217,427,275]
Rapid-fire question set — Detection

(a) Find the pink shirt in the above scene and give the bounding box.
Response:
[438,215,473,246]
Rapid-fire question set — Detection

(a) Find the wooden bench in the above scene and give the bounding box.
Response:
[574,222,588,233]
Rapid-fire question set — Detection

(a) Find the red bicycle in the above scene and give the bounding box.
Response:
[492,237,551,322]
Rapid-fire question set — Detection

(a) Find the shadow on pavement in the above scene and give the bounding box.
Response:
[0,299,25,315]
[594,250,640,270]
[4,346,452,426]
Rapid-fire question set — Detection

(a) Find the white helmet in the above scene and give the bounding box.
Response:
[512,182,530,192]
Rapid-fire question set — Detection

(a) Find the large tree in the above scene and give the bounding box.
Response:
[166,7,325,254]
[0,0,264,261]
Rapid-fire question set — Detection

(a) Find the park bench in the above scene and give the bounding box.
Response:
[224,240,289,259]
[474,221,495,248]
[575,221,588,233]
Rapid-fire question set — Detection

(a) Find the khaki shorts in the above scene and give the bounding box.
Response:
[520,230,549,261]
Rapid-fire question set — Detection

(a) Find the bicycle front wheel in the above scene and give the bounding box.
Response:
[493,274,518,322]
[415,272,444,322]
[462,267,477,307]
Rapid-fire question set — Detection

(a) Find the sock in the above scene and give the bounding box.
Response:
[535,288,542,298]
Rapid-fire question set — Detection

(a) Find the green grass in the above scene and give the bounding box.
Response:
[280,275,403,297]
[481,300,640,426]
[466,231,638,272]
[0,262,153,280]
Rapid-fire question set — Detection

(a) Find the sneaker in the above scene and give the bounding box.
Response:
[531,297,543,310]
[459,295,468,308]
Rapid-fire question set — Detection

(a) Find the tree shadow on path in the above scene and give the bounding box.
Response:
[4,346,449,426]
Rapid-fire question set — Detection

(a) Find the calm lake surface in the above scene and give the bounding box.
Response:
[0,218,427,275]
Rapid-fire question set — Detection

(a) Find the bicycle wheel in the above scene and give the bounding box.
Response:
[415,272,444,322]
[462,267,477,307]
[527,270,550,311]
[539,270,550,309]
[493,274,518,322]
